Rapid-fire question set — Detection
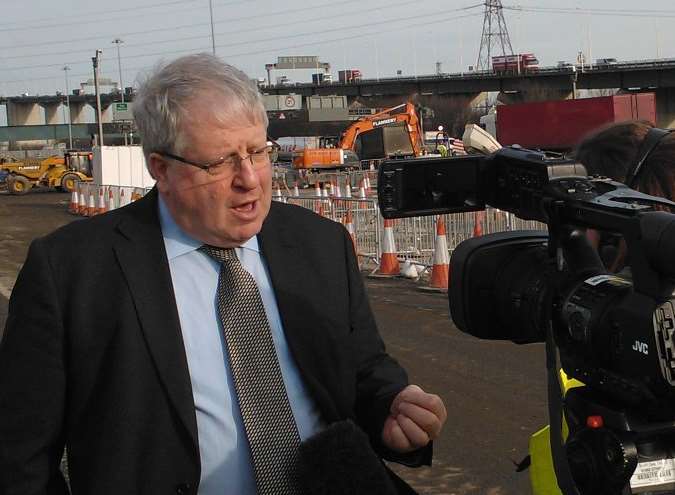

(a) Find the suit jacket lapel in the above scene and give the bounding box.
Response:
[112,189,199,457]
[259,203,340,422]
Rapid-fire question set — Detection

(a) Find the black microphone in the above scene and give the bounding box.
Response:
[297,420,399,495]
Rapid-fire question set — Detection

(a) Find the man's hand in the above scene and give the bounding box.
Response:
[381,385,447,453]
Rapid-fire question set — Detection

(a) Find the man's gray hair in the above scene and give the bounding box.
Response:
[133,53,268,158]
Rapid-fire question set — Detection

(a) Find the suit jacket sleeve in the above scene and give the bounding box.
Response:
[341,226,432,466]
[0,238,69,495]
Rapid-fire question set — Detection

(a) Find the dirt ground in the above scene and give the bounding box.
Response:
[0,190,547,494]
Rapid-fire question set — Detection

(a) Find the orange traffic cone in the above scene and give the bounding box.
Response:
[473,211,485,237]
[293,182,300,196]
[119,189,128,208]
[314,182,322,198]
[68,187,79,214]
[95,187,105,215]
[107,188,115,211]
[86,189,96,217]
[345,183,352,198]
[78,186,87,215]
[374,218,400,276]
[343,210,357,255]
[358,179,367,209]
[425,216,450,291]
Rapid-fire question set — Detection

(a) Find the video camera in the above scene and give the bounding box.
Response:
[378,147,675,495]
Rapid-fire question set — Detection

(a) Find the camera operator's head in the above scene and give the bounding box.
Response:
[576,121,675,201]
[575,121,675,272]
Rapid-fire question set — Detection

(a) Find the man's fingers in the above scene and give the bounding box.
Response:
[391,386,447,423]
[382,416,413,452]
[398,401,444,439]
[396,413,431,448]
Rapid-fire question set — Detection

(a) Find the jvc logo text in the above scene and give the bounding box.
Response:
[632,341,649,355]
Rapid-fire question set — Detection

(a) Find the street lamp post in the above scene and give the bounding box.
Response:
[208,0,216,55]
[92,50,104,147]
[112,38,124,102]
[62,65,73,149]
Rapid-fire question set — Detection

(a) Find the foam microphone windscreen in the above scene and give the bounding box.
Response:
[297,419,398,495]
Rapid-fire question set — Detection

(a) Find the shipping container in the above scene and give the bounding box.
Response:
[496,93,657,150]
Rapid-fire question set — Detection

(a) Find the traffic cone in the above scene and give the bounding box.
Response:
[68,187,79,214]
[107,187,115,211]
[473,211,485,237]
[86,189,96,217]
[359,179,368,209]
[293,182,300,196]
[323,184,330,198]
[334,180,342,198]
[345,183,352,198]
[119,188,129,207]
[78,186,87,215]
[95,187,105,215]
[274,182,283,200]
[374,218,400,276]
[314,182,322,198]
[424,216,450,291]
[130,189,142,202]
[343,210,357,255]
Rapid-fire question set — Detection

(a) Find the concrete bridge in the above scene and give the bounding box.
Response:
[2,58,675,147]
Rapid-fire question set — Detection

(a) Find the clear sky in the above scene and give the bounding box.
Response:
[0,0,674,97]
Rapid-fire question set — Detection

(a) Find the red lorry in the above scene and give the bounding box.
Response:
[338,69,362,83]
[492,53,539,74]
[495,93,657,150]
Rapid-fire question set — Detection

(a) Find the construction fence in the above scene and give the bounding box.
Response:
[68,182,545,273]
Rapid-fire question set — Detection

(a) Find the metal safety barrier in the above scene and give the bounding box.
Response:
[275,194,545,269]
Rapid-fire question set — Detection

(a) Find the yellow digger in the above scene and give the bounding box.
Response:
[0,151,93,195]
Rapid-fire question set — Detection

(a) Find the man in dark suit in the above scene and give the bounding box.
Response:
[0,53,446,495]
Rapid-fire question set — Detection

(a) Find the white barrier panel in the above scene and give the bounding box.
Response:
[93,146,155,188]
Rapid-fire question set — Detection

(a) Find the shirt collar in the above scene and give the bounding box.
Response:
[157,195,260,261]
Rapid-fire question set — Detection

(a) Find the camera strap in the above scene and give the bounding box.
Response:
[545,324,582,495]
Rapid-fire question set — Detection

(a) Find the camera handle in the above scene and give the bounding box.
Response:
[546,321,582,495]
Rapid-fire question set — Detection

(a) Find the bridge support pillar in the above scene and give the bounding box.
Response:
[101,103,114,123]
[69,102,88,123]
[6,101,43,126]
[655,88,675,129]
[43,103,62,125]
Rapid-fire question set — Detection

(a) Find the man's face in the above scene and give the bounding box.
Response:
[149,104,271,248]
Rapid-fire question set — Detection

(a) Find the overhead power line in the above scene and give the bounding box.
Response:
[503,4,675,18]
[1,1,482,62]
[1,0,370,51]
[1,3,484,72]
[0,0,249,33]
[0,10,484,86]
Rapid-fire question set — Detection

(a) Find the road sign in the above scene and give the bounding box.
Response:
[112,102,134,122]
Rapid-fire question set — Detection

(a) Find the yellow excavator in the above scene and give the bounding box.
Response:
[0,151,93,195]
